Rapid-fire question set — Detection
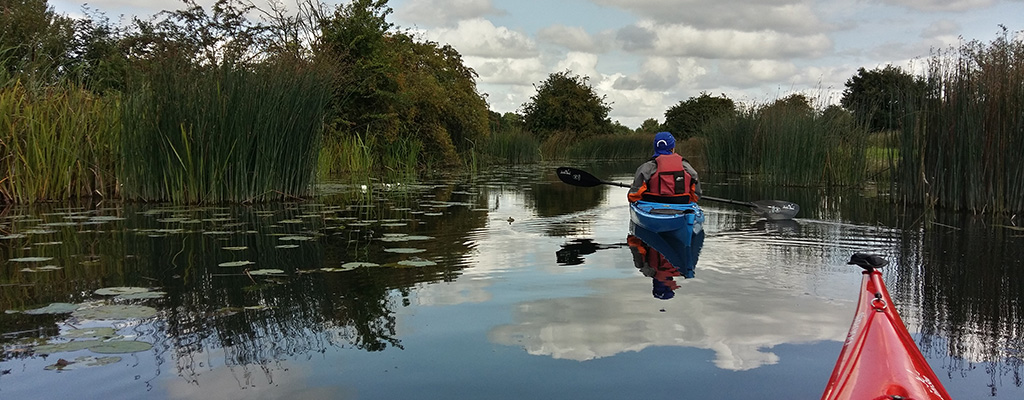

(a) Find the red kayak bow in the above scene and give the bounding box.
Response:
[821,253,952,400]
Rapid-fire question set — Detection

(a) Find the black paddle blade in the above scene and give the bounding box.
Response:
[750,200,800,220]
[556,167,602,187]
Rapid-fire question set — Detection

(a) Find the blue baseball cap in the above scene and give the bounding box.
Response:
[653,131,676,157]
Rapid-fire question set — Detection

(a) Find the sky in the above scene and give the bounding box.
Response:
[49,0,1024,129]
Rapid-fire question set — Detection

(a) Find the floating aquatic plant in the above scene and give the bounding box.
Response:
[219,260,255,267]
[9,257,54,262]
[44,356,122,370]
[384,248,426,254]
[22,303,80,315]
[94,287,150,296]
[246,269,285,276]
[72,305,158,320]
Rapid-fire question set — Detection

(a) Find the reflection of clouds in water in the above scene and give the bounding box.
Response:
[414,278,493,306]
[163,351,345,400]
[488,269,852,371]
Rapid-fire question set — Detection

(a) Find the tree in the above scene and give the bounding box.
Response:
[663,92,735,139]
[840,65,927,132]
[0,0,75,76]
[636,118,660,134]
[759,93,814,118]
[520,70,612,140]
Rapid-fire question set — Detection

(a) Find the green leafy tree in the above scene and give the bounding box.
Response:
[318,0,401,138]
[0,0,75,76]
[840,65,927,132]
[520,70,612,140]
[760,93,814,117]
[663,92,735,139]
[636,118,660,134]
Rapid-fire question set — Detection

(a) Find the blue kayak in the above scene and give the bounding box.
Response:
[629,200,704,246]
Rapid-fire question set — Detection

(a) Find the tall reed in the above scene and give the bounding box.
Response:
[477,126,540,164]
[0,80,121,202]
[121,59,331,203]
[702,101,869,186]
[894,30,1024,213]
[540,132,651,160]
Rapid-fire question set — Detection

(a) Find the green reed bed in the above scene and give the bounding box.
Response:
[477,126,540,164]
[703,103,868,186]
[0,81,121,202]
[540,132,651,160]
[895,31,1024,213]
[121,61,330,203]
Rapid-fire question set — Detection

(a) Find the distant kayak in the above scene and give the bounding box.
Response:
[628,200,703,247]
[821,253,953,400]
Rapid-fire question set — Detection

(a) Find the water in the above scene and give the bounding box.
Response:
[1,162,1022,399]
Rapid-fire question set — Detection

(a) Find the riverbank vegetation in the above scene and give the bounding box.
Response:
[2,0,1021,213]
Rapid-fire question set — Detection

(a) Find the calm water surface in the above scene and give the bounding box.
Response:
[1,162,1022,399]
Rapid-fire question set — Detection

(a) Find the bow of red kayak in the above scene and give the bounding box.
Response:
[821,253,952,400]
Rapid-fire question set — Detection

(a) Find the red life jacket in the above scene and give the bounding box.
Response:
[644,153,694,203]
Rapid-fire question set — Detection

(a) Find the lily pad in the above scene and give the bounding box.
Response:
[398,259,437,267]
[89,340,153,354]
[72,305,158,320]
[380,235,434,242]
[223,246,248,251]
[94,287,150,296]
[114,291,166,300]
[219,260,255,267]
[246,269,285,276]
[0,233,27,239]
[62,327,117,339]
[342,262,380,269]
[34,340,103,354]
[9,257,54,262]
[23,302,80,315]
[44,356,122,370]
[384,248,425,254]
[279,236,313,241]
[275,244,299,249]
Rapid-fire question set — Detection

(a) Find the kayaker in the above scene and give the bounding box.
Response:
[628,131,701,204]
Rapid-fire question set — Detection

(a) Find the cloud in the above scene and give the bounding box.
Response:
[394,0,503,26]
[488,270,852,368]
[538,25,608,53]
[717,60,800,87]
[555,52,602,82]
[468,56,547,85]
[621,21,833,60]
[876,0,996,12]
[594,0,830,35]
[921,19,961,39]
[419,18,537,58]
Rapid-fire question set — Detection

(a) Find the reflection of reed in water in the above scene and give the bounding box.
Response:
[1,186,488,386]
[892,213,1024,394]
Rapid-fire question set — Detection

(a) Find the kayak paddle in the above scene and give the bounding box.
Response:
[555,167,799,220]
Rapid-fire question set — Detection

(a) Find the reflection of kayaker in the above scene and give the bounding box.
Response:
[821,253,952,400]
[627,223,704,300]
[628,235,680,299]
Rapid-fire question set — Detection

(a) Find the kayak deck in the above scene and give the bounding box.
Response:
[821,254,952,400]
[628,200,704,238]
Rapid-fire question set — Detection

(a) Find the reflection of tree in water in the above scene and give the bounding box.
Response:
[893,213,1024,394]
[0,181,488,384]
